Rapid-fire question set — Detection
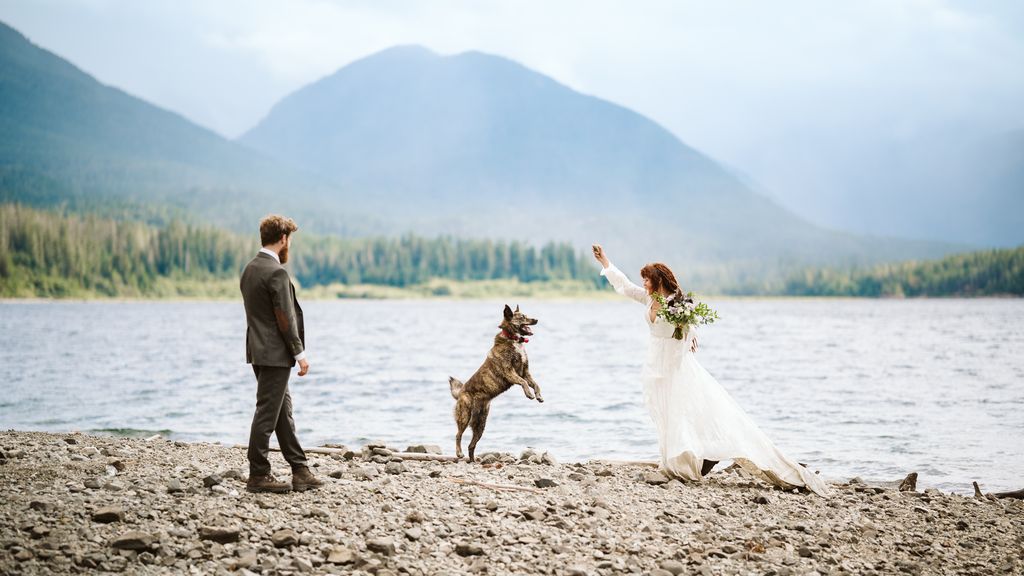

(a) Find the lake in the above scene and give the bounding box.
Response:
[1,298,1021,494]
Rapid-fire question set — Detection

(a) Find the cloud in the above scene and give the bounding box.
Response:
[1,0,1022,238]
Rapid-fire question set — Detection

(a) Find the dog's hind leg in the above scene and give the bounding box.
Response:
[467,404,491,463]
[454,397,471,460]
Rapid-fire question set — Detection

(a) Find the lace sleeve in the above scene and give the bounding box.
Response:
[600,263,650,305]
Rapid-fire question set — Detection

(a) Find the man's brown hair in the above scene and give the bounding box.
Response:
[640,262,680,295]
[259,215,298,246]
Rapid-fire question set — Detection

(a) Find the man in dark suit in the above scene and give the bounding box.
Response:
[240,214,322,493]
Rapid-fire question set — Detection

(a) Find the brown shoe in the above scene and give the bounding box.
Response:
[246,473,291,493]
[292,466,323,492]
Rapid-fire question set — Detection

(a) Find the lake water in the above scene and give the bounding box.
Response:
[1,298,1021,494]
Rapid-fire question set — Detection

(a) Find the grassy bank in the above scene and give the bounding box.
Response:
[0,278,610,301]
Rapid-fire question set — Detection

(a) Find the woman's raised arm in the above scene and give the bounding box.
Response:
[593,244,649,304]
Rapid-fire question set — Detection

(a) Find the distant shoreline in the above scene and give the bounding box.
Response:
[2,293,1021,304]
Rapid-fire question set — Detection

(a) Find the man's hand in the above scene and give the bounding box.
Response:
[297,358,310,377]
[690,337,699,353]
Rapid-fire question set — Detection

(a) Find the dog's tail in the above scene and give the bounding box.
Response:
[448,376,464,400]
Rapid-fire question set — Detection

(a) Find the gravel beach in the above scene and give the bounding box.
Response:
[1,431,1020,575]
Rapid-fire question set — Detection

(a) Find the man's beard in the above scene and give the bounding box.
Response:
[279,244,289,264]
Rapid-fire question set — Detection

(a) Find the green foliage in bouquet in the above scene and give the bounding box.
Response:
[653,291,720,340]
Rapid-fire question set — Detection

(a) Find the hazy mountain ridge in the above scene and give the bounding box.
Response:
[855,129,1024,247]
[0,21,969,290]
[240,45,961,285]
[0,21,378,236]
[242,46,748,212]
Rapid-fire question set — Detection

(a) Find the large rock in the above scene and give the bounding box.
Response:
[199,525,241,543]
[327,546,357,564]
[111,531,153,551]
[455,542,484,556]
[660,560,686,575]
[366,537,396,556]
[271,529,298,548]
[29,500,54,512]
[217,468,244,481]
[406,444,442,454]
[899,472,918,492]
[353,467,379,481]
[91,506,125,523]
[643,471,670,485]
[235,548,257,569]
[521,507,546,521]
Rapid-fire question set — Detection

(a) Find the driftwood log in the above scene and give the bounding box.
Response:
[973,481,1024,500]
[257,445,460,462]
[596,459,659,468]
[992,488,1024,500]
[449,477,543,494]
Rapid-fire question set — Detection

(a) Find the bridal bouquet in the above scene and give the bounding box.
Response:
[653,290,720,340]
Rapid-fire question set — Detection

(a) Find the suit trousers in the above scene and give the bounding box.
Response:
[247,365,308,475]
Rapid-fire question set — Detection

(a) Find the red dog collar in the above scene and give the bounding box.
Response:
[501,329,528,344]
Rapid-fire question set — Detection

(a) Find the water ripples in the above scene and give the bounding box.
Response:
[1,298,1022,494]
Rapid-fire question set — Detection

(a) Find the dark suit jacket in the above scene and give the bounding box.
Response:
[240,251,305,367]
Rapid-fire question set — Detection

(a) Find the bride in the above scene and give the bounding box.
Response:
[592,244,830,496]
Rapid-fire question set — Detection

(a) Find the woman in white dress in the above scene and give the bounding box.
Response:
[592,245,830,496]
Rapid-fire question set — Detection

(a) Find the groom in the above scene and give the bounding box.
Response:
[240,214,322,493]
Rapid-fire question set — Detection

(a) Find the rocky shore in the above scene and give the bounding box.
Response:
[1,431,1020,575]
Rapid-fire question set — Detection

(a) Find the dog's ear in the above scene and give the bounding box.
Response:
[515,304,520,313]
[503,304,513,320]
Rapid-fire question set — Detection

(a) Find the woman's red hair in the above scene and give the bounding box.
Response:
[640,263,680,295]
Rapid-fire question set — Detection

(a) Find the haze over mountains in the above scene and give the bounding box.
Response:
[882,131,1023,247]
[239,45,957,283]
[0,21,377,236]
[0,21,993,288]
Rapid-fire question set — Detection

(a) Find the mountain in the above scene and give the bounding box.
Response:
[0,20,376,235]
[240,46,959,287]
[0,22,964,290]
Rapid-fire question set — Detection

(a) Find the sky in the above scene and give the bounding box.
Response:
[1,0,1022,238]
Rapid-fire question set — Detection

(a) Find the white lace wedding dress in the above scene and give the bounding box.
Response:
[601,263,831,496]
